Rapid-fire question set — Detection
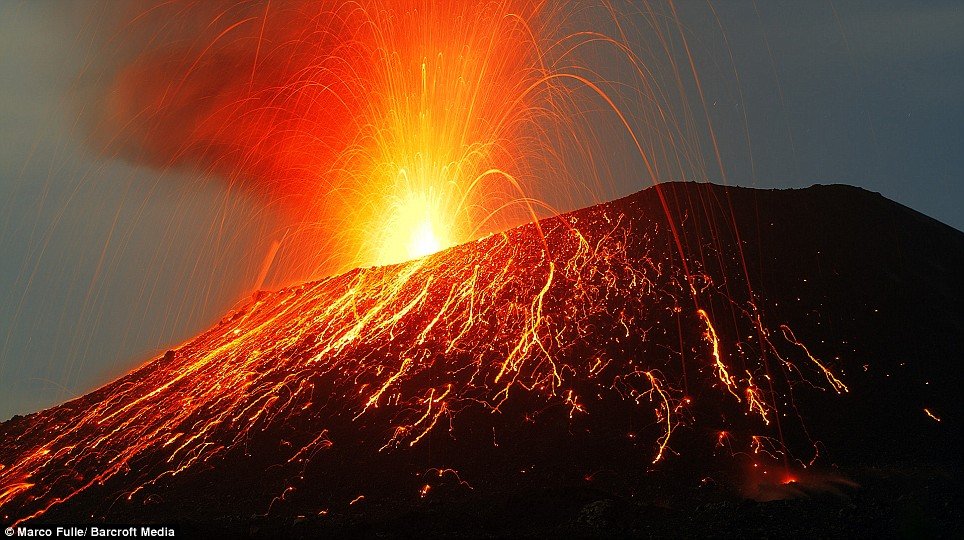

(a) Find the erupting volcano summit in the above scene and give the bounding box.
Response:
[1,182,961,536]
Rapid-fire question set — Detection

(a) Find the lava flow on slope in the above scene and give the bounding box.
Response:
[1,182,960,532]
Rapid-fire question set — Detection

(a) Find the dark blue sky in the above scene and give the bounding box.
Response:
[1,1,961,419]
[677,0,963,229]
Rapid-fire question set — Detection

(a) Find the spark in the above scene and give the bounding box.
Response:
[644,371,673,464]
[780,326,848,393]
[745,371,771,425]
[698,309,740,401]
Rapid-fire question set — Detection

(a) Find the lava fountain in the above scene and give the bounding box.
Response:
[86,0,708,278]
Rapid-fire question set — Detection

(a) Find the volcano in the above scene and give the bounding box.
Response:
[1,182,961,537]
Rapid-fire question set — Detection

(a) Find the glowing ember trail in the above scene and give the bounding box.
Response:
[0,187,851,523]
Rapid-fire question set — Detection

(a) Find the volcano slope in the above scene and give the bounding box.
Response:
[1,182,961,537]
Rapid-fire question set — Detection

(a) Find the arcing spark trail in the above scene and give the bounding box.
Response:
[0,184,849,523]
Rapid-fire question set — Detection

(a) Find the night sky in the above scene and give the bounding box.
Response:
[1,0,962,420]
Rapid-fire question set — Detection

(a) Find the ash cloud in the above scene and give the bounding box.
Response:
[83,0,365,207]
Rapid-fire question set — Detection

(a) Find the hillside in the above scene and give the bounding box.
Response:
[1,182,961,536]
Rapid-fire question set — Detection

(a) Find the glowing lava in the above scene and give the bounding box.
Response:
[377,189,450,264]
[407,218,443,260]
[0,185,851,524]
[337,0,553,269]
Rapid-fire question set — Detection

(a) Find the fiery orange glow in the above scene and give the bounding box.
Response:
[338,0,551,266]
[377,191,449,262]
[83,0,725,283]
[89,0,590,276]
